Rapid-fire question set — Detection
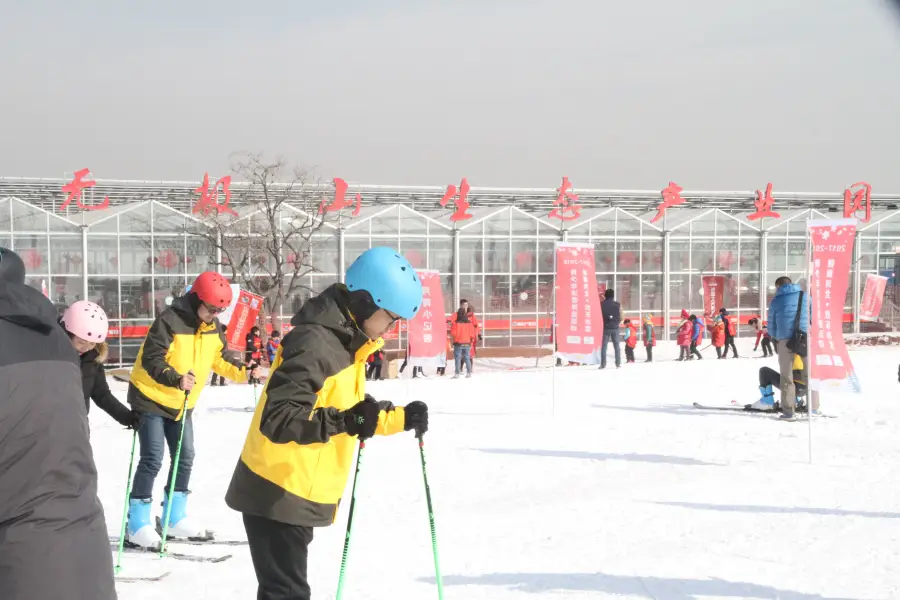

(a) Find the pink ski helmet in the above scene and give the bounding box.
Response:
[62,301,109,343]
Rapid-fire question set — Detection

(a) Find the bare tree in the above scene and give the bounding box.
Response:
[193,153,334,330]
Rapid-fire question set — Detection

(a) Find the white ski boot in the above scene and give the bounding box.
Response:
[126,498,162,550]
[746,384,776,411]
[157,491,214,541]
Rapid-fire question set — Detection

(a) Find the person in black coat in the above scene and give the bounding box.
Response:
[599,288,622,369]
[0,248,117,599]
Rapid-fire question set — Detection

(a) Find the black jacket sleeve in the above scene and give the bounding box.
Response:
[89,363,134,426]
[258,332,347,445]
[140,315,182,388]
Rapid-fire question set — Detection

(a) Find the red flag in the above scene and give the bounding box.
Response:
[808,219,857,386]
[554,243,604,358]
[859,273,888,322]
[226,290,264,352]
[406,270,449,366]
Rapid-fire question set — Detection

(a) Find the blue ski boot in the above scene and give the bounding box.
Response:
[158,491,213,541]
[746,384,775,411]
[126,498,161,549]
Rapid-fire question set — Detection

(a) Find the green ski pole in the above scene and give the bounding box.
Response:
[418,434,444,599]
[114,428,139,574]
[335,440,366,600]
[159,383,191,558]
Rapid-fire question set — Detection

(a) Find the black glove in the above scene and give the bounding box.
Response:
[343,398,381,439]
[404,401,429,436]
[125,410,143,431]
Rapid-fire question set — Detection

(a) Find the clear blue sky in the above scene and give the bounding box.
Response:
[2,0,899,192]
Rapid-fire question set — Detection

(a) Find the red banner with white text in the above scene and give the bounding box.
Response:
[226,290,264,353]
[407,270,448,368]
[859,273,888,322]
[555,242,604,362]
[808,219,860,391]
[702,275,725,325]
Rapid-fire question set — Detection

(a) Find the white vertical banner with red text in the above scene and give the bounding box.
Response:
[859,273,888,322]
[407,270,448,368]
[807,219,861,393]
[554,242,604,364]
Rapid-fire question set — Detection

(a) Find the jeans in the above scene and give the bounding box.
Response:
[600,329,621,367]
[453,343,472,375]
[130,411,195,500]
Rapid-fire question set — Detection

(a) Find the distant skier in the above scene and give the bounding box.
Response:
[60,300,141,431]
[246,325,263,384]
[0,248,117,599]
[749,318,773,357]
[676,309,692,361]
[642,314,656,362]
[225,247,429,600]
[126,271,257,549]
[266,329,281,364]
[622,318,638,363]
[599,289,622,369]
[712,315,726,358]
[689,314,704,360]
[719,308,739,358]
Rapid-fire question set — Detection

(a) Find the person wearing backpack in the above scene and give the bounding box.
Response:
[622,318,638,364]
[642,314,656,362]
[719,308,739,358]
[767,276,810,420]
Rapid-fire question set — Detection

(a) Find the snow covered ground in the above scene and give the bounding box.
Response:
[93,338,900,599]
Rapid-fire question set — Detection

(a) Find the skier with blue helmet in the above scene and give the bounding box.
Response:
[225,246,430,600]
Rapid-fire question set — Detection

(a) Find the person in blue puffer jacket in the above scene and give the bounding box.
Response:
[767,276,810,419]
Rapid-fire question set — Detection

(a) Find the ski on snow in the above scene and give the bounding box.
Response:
[121,542,233,563]
[692,402,836,418]
[116,571,172,583]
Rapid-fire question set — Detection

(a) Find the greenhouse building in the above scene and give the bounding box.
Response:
[1,176,898,365]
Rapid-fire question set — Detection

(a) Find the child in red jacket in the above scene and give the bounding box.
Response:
[623,319,639,363]
[749,318,772,357]
[675,309,693,361]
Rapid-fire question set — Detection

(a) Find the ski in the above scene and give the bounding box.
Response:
[167,538,248,547]
[692,402,774,413]
[121,543,233,563]
[692,402,837,418]
[116,571,171,583]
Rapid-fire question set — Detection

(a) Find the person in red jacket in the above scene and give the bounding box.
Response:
[675,309,693,361]
[450,301,477,378]
[450,300,481,372]
[245,325,263,384]
[711,315,727,358]
[622,319,638,363]
[749,318,773,357]
[719,308,739,358]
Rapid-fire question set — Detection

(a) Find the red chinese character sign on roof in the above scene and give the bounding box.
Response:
[192,172,237,217]
[548,176,582,221]
[439,178,473,222]
[747,182,780,221]
[60,168,110,212]
[651,182,686,224]
[319,177,361,216]
[843,182,872,222]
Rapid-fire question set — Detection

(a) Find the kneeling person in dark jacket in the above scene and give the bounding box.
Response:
[225,247,430,600]
[0,248,116,599]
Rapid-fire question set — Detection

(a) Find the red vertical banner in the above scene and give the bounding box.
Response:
[555,243,603,361]
[226,290,264,352]
[808,219,859,390]
[407,270,448,367]
[702,276,725,324]
[859,273,888,322]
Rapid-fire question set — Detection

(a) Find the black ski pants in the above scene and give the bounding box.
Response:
[244,513,314,600]
[690,341,702,359]
[722,336,738,358]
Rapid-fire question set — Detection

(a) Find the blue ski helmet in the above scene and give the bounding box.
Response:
[345,247,423,320]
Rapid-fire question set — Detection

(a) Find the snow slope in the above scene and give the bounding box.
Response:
[93,338,900,599]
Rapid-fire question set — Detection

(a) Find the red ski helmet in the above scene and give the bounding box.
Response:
[190,271,233,309]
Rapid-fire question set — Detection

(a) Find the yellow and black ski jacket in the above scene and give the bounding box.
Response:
[128,296,247,420]
[225,284,406,527]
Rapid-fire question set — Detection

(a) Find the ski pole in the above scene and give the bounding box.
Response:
[114,428,139,574]
[335,440,366,600]
[417,434,444,599]
[160,381,191,557]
